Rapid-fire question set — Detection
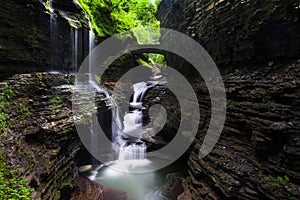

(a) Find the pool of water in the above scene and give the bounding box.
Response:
[86,158,187,200]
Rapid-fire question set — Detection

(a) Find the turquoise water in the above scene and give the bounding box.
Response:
[87,158,187,200]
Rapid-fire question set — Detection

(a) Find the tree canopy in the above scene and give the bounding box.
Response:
[78,0,161,39]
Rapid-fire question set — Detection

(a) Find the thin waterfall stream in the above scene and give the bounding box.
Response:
[88,15,94,83]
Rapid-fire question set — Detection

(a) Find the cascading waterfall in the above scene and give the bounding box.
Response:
[132,82,153,103]
[117,82,156,161]
[73,14,185,199]
[86,79,187,200]
[76,13,154,163]
[118,144,146,161]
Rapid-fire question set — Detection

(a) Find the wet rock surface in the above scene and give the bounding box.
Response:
[146,173,184,200]
[0,72,121,200]
[148,62,300,199]
[71,177,131,200]
[0,0,90,80]
[142,61,300,199]
[157,1,300,199]
[0,73,80,199]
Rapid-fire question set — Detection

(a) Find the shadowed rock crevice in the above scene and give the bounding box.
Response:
[157,0,300,199]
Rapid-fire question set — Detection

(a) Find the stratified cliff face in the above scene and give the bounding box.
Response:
[158,0,300,67]
[0,73,80,199]
[0,0,90,80]
[0,72,111,199]
[157,0,300,199]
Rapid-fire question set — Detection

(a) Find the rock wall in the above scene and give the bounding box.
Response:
[158,0,300,68]
[0,0,90,80]
[183,62,300,199]
[0,72,108,199]
[157,0,300,199]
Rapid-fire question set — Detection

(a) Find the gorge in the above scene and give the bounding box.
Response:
[0,0,299,200]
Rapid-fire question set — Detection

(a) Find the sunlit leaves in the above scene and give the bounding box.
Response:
[79,0,161,38]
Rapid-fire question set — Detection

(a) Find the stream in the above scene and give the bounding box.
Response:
[71,13,186,200]
[84,80,186,200]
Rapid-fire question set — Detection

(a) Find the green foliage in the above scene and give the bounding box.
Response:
[284,175,290,182]
[277,175,290,184]
[3,86,16,100]
[145,53,166,65]
[94,74,102,84]
[15,103,30,122]
[277,176,284,184]
[0,149,33,199]
[49,96,63,115]
[137,58,152,67]
[78,0,161,38]
[259,174,296,200]
[0,86,16,132]
[213,155,229,166]
[50,95,62,105]
[0,112,7,131]
[79,0,165,67]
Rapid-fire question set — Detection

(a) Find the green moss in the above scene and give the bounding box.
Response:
[33,74,47,88]
[49,95,63,115]
[227,99,239,106]
[15,102,31,123]
[50,96,62,105]
[94,74,102,85]
[213,155,229,166]
[0,149,34,199]
[0,86,16,132]
[258,174,296,199]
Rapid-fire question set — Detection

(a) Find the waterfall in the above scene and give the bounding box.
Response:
[87,78,123,145]
[88,17,94,82]
[75,13,155,163]
[49,0,54,33]
[74,29,78,72]
[83,14,125,145]
[132,82,154,104]
[123,82,155,138]
[130,82,156,109]
[116,81,156,161]
[49,0,55,71]
[111,98,123,142]
[123,110,145,138]
[118,144,146,161]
